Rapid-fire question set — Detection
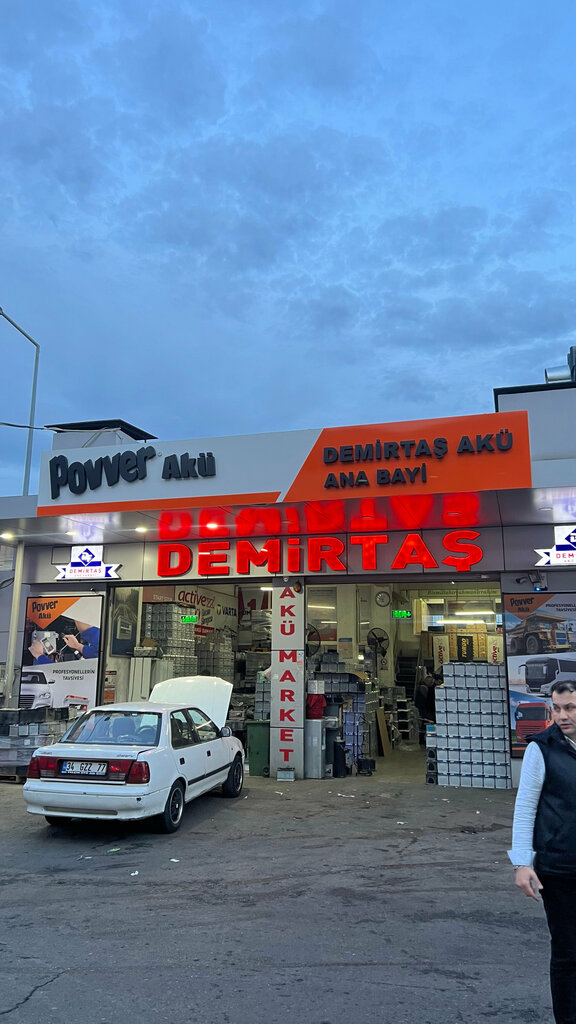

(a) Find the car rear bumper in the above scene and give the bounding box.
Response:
[23,780,171,821]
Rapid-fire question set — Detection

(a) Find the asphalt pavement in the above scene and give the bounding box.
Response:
[0,752,550,1024]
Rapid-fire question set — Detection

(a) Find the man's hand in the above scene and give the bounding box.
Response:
[62,634,83,653]
[28,639,44,658]
[515,866,543,901]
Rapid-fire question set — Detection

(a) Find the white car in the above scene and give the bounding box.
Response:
[23,677,244,832]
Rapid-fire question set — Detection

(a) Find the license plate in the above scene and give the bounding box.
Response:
[61,761,107,776]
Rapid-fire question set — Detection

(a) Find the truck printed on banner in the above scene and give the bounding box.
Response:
[514,701,553,746]
[506,611,572,656]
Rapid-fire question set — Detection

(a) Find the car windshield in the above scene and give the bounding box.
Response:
[63,710,162,746]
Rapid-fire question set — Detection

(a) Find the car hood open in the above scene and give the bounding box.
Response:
[149,676,233,729]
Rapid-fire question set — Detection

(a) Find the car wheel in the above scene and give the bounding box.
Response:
[45,815,71,827]
[525,635,541,655]
[508,637,520,655]
[161,782,185,833]
[222,756,244,798]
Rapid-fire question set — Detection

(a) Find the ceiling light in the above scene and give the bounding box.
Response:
[0,532,13,540]
[260,586,273,591]
[135,526,148,533]
[205,522,219,530]
[437,618,487,625]
[454,609,495,615]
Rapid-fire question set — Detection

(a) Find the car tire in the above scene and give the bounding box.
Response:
[45,815,71,827]
[222,756,243,798]
[508,637,520,655]
[525,635,541,655]
[161,781,185,833]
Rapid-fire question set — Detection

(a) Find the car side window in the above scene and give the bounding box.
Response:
[170,710,197,749]
[188,708,219,742]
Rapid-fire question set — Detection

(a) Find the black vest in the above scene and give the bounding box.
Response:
[530,724,576,876]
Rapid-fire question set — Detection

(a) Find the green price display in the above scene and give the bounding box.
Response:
[392,609,412,619]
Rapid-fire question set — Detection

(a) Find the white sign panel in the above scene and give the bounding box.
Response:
[535,524,576,566]
[55,545,121,580]
[270,583,305,779]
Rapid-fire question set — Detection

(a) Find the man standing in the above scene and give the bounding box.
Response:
[509,680,576,1023]
[414,672,437,747]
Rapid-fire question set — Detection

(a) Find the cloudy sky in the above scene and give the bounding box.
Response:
[0,0,575,495]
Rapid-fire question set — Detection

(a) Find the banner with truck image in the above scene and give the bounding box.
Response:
[504,593,576,756]
[19,595,103,712]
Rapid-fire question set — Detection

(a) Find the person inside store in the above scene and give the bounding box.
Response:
[509,679,576,1024]
[414,671,437,747]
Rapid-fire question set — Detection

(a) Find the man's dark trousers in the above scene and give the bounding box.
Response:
[541,873,576,1023]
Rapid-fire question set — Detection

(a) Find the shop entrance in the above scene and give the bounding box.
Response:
[100,578,504,782]
[304,580,504,780]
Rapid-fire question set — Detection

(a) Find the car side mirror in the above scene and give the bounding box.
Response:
[220,726,232,737]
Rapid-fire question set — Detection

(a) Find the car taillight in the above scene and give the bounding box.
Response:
[127,761,150,784]
[27,755,59,779]
[106,759,150,783]
[107,759,133,781]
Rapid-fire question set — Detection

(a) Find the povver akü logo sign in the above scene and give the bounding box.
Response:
[54,545,121,580]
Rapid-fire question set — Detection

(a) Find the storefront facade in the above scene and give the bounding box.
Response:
[3,384,576,785]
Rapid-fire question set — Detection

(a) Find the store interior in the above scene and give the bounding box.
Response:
[101,579,504,779]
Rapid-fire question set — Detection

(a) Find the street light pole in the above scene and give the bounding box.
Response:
[0,306,40,495]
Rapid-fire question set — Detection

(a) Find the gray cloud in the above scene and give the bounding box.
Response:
[0,1,575,492]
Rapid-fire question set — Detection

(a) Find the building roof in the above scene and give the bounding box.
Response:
[44,419,157,441]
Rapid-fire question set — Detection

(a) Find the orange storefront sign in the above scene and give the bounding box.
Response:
[284,411,531,502]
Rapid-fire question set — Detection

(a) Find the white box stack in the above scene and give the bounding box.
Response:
[435,662,512,789]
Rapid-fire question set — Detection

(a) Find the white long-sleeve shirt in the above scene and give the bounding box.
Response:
[508,733,576,867]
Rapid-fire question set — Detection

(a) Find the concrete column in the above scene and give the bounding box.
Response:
[5,542,25,707]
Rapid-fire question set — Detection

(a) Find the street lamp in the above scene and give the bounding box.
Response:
[0,306,40,495]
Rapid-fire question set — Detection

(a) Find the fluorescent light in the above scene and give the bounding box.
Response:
[135,526,148,534]
[454,609,494,615]
[0,532,13,540]
[260,587,273,591]
[205,522,219,529]
[308,605,336,610]
[437,619,487,625]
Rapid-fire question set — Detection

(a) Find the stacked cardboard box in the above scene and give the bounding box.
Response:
[196,632,235,682]
[446,626,488,661]
[0,707,82,775]
[434,662,512,789]
[142,603,198,677]
[254,670,271,720]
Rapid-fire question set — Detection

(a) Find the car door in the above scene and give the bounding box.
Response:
[187,708,231,791]
[169,709,206,801]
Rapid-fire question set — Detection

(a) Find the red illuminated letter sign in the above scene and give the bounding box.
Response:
[391,533,438,570]
[157,543,192,577]
[307,536,346,572]
[236,539,281,574]
[197,542,231,576]
[349,534,389,570]
[442,530,483,572]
